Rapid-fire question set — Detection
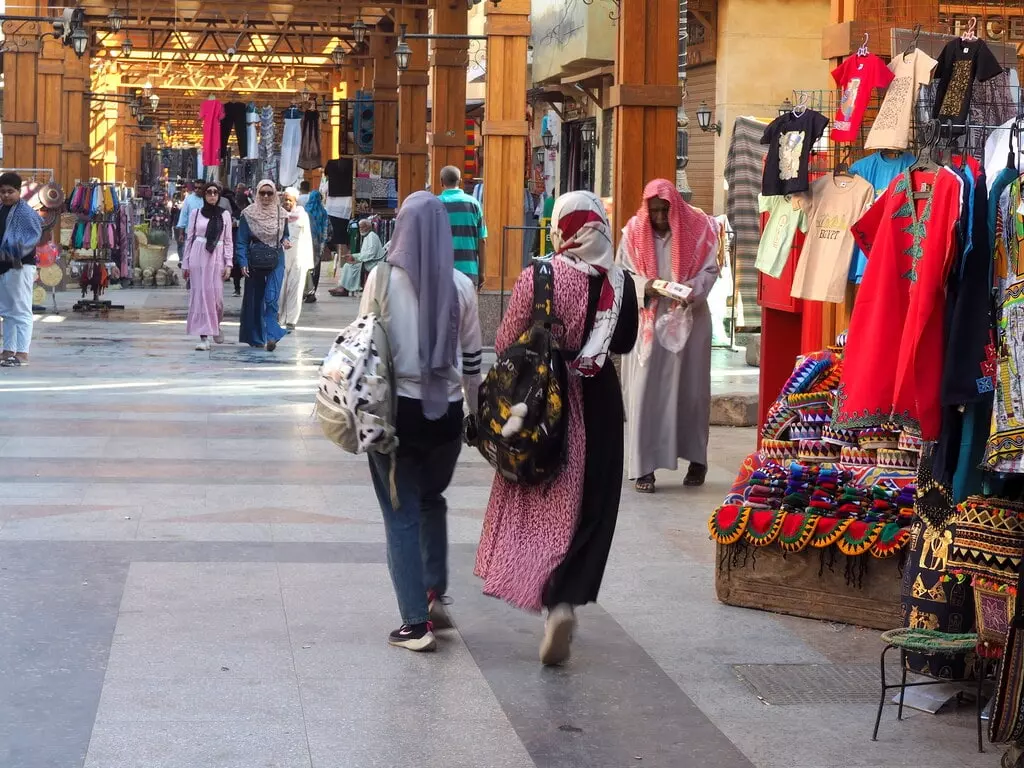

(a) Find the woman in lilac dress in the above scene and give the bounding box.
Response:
[182,183,233,351]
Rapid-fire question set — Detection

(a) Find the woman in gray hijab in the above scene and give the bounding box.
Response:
[359,191,484,652]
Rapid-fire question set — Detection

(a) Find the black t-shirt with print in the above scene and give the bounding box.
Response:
[932,38,1003,122]
[760,109,830,196]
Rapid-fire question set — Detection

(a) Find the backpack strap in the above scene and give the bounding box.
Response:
[370,262,391,317]
[531,259,560,328]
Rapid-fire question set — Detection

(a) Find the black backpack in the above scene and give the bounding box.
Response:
[476,260,568,485]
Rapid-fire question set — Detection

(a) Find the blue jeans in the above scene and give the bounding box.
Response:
[368,436,462,625]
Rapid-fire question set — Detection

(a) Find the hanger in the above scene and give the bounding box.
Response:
[902,24,922,61]
[833,147,854,180]
[908,120,940,199]
[791,92,809,118]
[962,16,978,42]
[1008,120,1021,171]
[856,32,870,57]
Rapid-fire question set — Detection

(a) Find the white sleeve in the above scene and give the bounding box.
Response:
[458,277,483,413]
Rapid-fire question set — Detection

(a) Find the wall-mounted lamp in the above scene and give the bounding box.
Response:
[696,100,721,136]
[142,80,153,97]
[149,93,159,110]
[580,121,596,144]
[331,44,345,67]
[121,37,133,56]
[394,25,412,72]
[542,129,557,150]
[70,24,89,57]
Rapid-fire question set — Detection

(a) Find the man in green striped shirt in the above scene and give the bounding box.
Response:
[438,166,487,287]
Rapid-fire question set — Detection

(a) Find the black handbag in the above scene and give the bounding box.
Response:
[247,207,282,272]
[248,239,279,272]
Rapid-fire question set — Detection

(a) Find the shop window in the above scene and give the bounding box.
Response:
[559,117,597,194]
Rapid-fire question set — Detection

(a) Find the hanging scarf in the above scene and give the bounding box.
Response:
[386,191,460,421]
[621,178,717,359]
[200,185,224,253]
[240,179,285,245]
[305,190,330,252]
[549,190,625,377]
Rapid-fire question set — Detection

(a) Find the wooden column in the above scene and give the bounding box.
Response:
[372,23,399,155]
[611,0,682,236]
[62,49,91,185]
[428,0,469,189]
[1,21,42,172]
[397,8,429,202]
[1,15,91,189]
[482,0,530,290]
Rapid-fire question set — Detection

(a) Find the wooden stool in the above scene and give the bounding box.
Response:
[872,628,988,753]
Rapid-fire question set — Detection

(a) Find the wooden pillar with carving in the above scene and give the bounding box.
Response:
[372,23,399,156]
[397,8,429,202]
[611,0,682,236]
[428,0,468,189]
[482,0,530,290]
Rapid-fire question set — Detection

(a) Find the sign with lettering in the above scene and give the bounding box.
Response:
[939,13,1024,42]
[562,99,586,123]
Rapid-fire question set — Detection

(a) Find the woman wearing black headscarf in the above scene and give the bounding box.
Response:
[182,182,233,351]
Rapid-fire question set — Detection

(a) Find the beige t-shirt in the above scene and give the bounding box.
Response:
[790,175,874,303]
[866,49,938,150]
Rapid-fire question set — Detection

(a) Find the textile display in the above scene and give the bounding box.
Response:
[760,108,829,196]
[831,52,894,143]
[298,110,322,171]
[199,98,225,167]
[846,151,917,283]
[755,194,807,279]
[932,38,1003,123]
[259,105,276,166]
[354,91,375,154]
[279,106,302,187]
[790,175,874,303]
[245,104,259,161]
[866,50,939,151]
[724,116,768,314]
[220,101,248,161]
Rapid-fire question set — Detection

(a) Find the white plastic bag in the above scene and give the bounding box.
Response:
[656,304,693,353]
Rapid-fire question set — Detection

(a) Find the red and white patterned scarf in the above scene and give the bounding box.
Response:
[622,178,717,360]
[550,190,625,378]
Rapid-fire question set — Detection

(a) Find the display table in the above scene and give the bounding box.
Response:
[715,543,902,630]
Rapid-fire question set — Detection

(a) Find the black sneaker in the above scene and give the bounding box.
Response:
[428,591,454,630]
[388,622,436,652]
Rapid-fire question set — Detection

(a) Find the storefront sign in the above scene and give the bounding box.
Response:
[939,13,1024,42]
[562,99,586,123]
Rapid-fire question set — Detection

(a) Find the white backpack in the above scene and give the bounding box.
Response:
[314,264,398,455]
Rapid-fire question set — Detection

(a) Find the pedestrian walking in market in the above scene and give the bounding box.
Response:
[278,186,313,330]
[237,179,290,352]
[475,190,638,666]
[182,183,233,351]
[0,172,43,368]
[362,191,482,653]
[618,178,721,493]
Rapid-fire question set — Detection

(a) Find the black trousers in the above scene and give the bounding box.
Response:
[220,102,248,162]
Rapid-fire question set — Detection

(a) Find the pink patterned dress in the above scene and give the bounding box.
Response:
[183,209,233,338]
[476,258,638,612]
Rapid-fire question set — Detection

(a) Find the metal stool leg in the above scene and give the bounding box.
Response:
[897,649,908,721]
[978,658,987,754]
[873,644,892,741]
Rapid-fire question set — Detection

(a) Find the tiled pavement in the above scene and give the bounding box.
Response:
[0,287,1000,768]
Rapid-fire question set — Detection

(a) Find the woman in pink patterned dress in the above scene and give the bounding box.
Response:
[475,191,638,666]
[182,183,233,351]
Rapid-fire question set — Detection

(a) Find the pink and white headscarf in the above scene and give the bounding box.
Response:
[549,190,625,377]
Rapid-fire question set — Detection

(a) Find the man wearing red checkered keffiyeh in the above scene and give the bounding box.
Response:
[617,178,721,494]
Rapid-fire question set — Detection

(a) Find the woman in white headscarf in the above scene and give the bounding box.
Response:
[278,186,313,329]
[475,190,638,666]
[237,179,290,351]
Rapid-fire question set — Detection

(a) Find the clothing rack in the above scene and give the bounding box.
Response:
[66,181,128,312]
